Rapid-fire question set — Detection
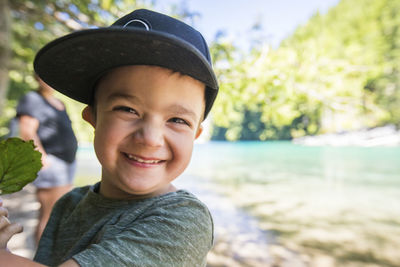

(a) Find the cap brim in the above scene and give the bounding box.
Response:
[34,28,218,105]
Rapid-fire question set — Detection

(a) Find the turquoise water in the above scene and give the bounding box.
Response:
[186,141,400,186]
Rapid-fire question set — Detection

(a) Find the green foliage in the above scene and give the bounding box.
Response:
[0,137,42,195]
[210,0,400,141]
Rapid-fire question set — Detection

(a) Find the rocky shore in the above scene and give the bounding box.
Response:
[293,125,400,147]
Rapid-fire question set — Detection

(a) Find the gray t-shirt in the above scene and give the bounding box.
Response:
[34,183,214,267]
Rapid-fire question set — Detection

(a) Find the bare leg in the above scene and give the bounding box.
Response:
[35,185,72,243]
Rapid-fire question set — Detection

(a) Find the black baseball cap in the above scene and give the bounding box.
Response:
[34,9,219,119]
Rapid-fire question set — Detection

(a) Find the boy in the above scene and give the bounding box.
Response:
[0,8,218,267]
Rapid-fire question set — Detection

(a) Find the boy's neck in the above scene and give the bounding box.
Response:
[98,182,178,200]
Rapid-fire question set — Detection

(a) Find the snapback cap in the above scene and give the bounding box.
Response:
[33,9,219,119]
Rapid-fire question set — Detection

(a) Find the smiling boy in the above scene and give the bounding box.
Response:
[0,8,218,267]
[85,65,205,199]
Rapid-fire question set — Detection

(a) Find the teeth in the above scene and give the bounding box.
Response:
[126,154,160,164]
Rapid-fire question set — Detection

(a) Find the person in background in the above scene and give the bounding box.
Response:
[16,75,78,243]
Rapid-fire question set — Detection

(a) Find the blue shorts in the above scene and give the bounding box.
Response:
[33,154,76,188]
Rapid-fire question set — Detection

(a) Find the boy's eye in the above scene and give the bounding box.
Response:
[169,117,190,126]
[113,106,138,114]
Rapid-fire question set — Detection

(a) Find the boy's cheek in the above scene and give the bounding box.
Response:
[94,122,125,148]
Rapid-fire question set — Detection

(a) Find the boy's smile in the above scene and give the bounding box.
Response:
[83,65,205,200]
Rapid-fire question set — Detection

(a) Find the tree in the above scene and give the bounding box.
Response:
[210,0,400,141]
[0,0,11,118]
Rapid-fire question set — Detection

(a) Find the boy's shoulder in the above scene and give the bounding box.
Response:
[135,189,211,217]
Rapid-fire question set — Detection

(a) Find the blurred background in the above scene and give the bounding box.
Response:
[1,0,400,266]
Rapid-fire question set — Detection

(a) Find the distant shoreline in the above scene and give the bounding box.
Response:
[293,125,400,147]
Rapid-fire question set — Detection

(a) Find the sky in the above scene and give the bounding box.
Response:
[155,0,341,48]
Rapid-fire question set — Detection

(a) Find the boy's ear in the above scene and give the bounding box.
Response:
[195,125,203,140]
[82,106,96,127]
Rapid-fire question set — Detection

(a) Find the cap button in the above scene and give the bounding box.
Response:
[123,19,151,30]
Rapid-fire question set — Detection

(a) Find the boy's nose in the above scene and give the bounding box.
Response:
[134,122,164,147]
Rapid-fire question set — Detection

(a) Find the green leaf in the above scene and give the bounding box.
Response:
[0,137,42,195]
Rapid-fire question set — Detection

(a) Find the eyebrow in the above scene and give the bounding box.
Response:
[167,104,199,121]
[107,92,141,103]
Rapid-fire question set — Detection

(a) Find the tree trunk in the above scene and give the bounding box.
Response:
[0,0,11,117]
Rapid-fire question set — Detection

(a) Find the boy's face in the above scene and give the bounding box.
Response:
[83,65,205,199]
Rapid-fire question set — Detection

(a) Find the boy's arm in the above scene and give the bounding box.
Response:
[0,250,46,267]
[59,259,80,267]
[0,249,79,267]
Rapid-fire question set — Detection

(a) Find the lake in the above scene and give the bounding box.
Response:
[76,141,400,266]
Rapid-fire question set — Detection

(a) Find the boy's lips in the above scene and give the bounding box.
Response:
[123,153,165,164]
